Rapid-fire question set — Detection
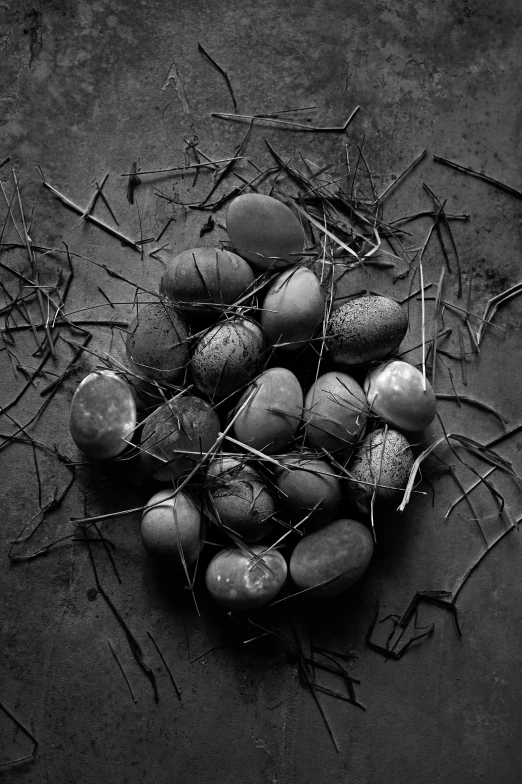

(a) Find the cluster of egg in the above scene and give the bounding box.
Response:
[69,194,437,610]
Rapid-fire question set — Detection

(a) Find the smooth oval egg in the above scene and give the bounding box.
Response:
[140,393,220,481]
[232,367,303,454]
[191,317,265,401]
[260,266,325,350]
[141,489,201,568]
[303,371,367,452]
[126,301,189,383]
[273,454,342,526]
[289,518,374,597]
[346,427,414,516]
[160,247,255,312]
[206,545,287,610]
[326,295,408,368]
[364,359,437,432]
[69,370,136,460]
[226,193,305,271]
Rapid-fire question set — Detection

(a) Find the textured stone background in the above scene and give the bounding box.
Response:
[1,1,522,782]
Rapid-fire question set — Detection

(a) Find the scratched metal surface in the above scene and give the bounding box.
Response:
[1,1,522,782]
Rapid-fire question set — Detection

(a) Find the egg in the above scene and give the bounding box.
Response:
[289,518,374,597]
[226,193,305,271]
[191,317,266,401]
[126,301,189,383]
[346,427,414,516]
[140,393,220,481]
[326,295,408,368]
[364,359,437,432]
[206,457,276,542]
[141,489,201,569]
[160,247,255,312]
[69,370,136,460]
[260,266,325,350]
[303,371,367,452]
[205,545,287,610]
[232,367,303,454]
[273,454,342,526]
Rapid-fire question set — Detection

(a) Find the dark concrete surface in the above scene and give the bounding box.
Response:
[1,1,522,782]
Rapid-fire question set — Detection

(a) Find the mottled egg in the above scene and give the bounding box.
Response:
[303,371,367,452]
[260,266,325,350]
[140,393,220,481]
[273,454,342,526]
[191,317,265,401]
[160,247,255,312]
[126,301,189,383]
[346,427,414,516]
[69,370,136,460]
[232,367,303,454]
[364,359,437,432]
[289,518,374,597]
[226,193,305,271]
[326,295,408,368]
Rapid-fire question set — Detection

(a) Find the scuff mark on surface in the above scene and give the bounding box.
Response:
[161,61,191,114]
[24,8,42,67]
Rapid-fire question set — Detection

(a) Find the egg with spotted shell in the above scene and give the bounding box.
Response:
[260,266,325,350]
[303,371,367,452]
[346,427,414,516]
[364,359,437,432]
[125,301,189,383]
[232,367,303,454]
[226,193,305,271]
[160,247,255,313]
[326,295,408,368]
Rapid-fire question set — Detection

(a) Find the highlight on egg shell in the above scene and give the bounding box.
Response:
[141,489,201,569]
[289,518,374,598]
[326,295,408,368]
[303,371,367,452]
[140,393,220,481]
[260,265,325,350]
[273,454,342,527]
[346,427,414,516]
[125,301,189,383]
[232,367,303,454]
[226,193,305,271]
[205,545,288,610]
[160,247,255,313]
[69,370,137,461]
[191,317,266,401]
[364,359,437,432]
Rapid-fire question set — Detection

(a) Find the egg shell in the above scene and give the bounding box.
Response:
[303,371,367,452]
[141,489,201,567]
[191,317,265,401]
[126,302,189,383]
[273,454,342,526]
[364,359,437,432]
[232,367,303,454]
[160,247,255,312]
[260,266,325,350]
[69,370,136,460]
[208,466,276,542]
[346,427,414,516]
[205,545,287,610]
[289,518,374,597]
[226,193,305,271]
[140,394,220,481]
[326,295,408,367]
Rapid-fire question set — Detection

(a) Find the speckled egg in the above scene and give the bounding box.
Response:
[303,371,367,452]
[226,193,305,271]
[346,427,414,516]
[260,266,325,350]
[126,301,189,383]
[160,247,255,312]
[140,393,220,481]
[364,359,437,432]
[326,295,408,368]
[232,367,303,454]
[191,317,265,401]
[289,518,374,597]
